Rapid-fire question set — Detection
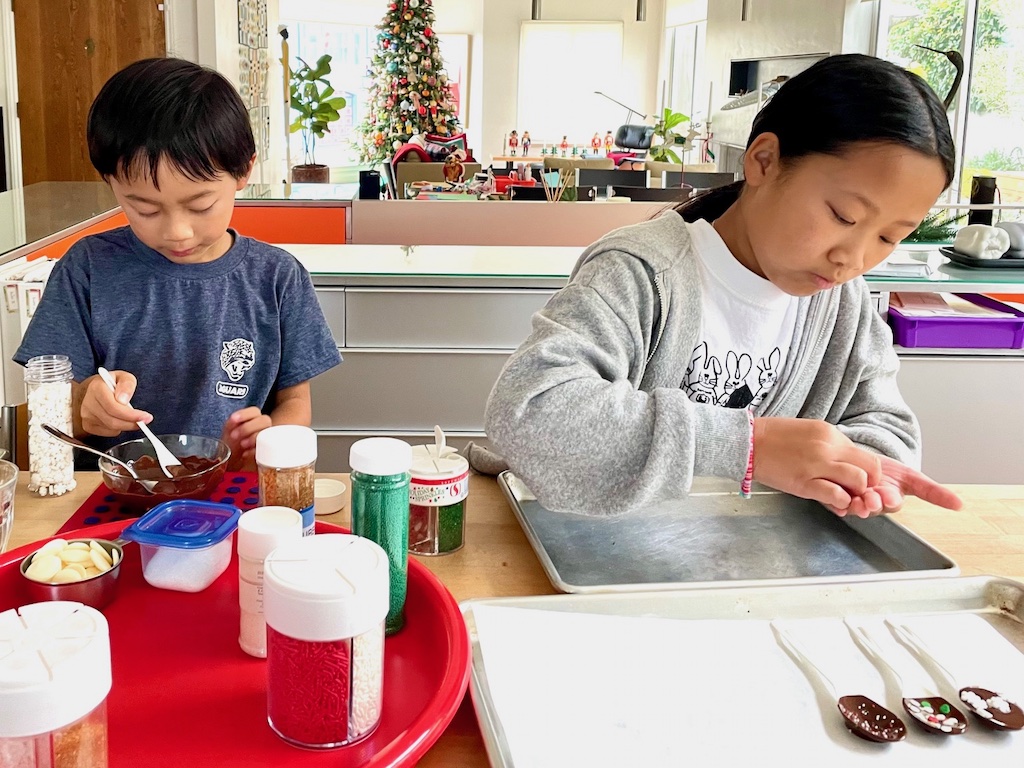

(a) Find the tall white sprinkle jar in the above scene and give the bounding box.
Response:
[25,355,76,497]
[0,601,112,768]
[263,534,389,748]
[237,505,304,658]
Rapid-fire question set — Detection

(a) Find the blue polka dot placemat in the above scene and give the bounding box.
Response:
[56,472,262,534]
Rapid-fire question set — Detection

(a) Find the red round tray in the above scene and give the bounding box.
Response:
[0,520,470,767]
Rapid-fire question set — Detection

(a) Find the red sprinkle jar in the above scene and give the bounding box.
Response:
[263,534,389,748]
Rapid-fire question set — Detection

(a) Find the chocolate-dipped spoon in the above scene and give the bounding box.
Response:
[772,621,907,743]
[887,619,1024,731]
[845,620,967,736]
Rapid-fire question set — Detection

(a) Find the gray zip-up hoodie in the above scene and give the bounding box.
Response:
[484,213,919,515]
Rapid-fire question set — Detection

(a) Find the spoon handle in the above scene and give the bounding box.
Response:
[771,621,839,701]
[41,424,136,477]
[97,367,181,475]
[885,619,959,688]
[844,619,905,691]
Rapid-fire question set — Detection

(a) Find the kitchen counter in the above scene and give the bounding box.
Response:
[7,473,1024,766]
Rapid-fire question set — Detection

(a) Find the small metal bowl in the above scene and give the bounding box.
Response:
[19,538,125,611]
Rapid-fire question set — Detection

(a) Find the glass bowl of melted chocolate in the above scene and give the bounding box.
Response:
[98,434,230,509]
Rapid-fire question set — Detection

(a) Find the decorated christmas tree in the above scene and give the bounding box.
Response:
[357,0,461,166]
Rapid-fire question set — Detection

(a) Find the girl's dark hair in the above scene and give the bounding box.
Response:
[88,58,256,187]
[674,54,955,222]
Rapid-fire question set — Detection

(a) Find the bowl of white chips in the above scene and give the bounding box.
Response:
[20,537,124,610]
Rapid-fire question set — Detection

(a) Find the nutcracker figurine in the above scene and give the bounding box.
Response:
[559,135,569,157]
[521,131,531,156]
[591,132,602,154]
[508,130,519,157]
[604,130,614,155]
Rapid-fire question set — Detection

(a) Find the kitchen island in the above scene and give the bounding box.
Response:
[6,473,1024,766]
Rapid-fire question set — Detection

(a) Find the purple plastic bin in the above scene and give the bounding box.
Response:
[888,293,1024,349]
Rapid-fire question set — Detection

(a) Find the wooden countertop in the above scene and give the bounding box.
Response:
[7,474,1024,765]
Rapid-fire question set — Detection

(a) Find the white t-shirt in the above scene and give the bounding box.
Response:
[681,219,800,409]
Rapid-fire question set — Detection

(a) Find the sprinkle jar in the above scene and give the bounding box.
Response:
[350,438,412,635]
[256,426,317,537]
[408,443,468,555]
[0,601,111,768]
[263,534,389,749]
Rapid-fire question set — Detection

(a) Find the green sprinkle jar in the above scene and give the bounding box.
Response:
[408,443,468,556]
[350,438,412,635]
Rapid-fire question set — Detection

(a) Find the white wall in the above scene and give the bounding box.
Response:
[704,0,873,147]
[480,0,666,162]
[665,0,707,27]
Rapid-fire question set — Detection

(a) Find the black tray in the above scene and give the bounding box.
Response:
[941,246,1024,269]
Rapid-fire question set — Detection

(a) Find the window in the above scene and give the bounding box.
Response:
[878,0,1024,213]
[280,18,376,168]
[517,23,624,152]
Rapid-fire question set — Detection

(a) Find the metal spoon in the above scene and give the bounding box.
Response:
[772,621,907,743]
[845,620,967,735]
[887,619,1024,731]
[42,424,159,494]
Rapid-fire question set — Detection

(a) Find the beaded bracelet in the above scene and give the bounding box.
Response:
[741,409,755,499]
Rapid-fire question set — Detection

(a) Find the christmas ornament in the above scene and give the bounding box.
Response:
[393,139,402,150]
[404,12,412,20]
[424,27,433,37]
[410,0,419,7]
[409,53,418,62]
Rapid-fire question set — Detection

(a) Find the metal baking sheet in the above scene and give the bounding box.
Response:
[462,575,1024,768]
[499,471,958,593]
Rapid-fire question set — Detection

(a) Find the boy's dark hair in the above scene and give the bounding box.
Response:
[675,54,956,222]
[88,57,256,187]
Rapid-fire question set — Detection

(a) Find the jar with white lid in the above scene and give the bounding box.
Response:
[350,437,412,635]
[0,601,111,768]
[409,439,468,555]
[264,534,389,748]
[237,505,304,658]
[25,355,76,497]
[256,426,317,536]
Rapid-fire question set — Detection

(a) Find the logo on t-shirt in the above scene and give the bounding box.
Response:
[217,338,255,399]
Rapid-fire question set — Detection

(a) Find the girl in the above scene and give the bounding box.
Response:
[483,54,963,518]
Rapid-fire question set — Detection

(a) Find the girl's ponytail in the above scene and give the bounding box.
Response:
[673,181,744,222]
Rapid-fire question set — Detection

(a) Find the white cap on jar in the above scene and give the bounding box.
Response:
[237,506,304,561]
[263,534,389,641]
[255,425,317,469]
[349,437,412,477]
[0,601,111,738]
[410,443,469,481]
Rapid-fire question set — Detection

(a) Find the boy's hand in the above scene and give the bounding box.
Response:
[76,371,152,437]
[751,417,882,510]
[221,407,272,471]
[826,457,963,518]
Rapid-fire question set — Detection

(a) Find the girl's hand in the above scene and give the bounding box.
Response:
[826,456,962,518]
[751,417,882,510]
[221,407,272,471]
[76,371,152,437]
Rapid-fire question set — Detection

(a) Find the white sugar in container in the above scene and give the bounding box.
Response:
[264,534,389,748]
[0,601,112,768]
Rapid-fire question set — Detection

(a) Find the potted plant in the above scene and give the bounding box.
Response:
[648,108,693,164]
[289,54,346,183]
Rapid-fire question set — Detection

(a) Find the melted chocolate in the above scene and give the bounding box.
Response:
[106,453,225,507]
[837,695,907,742]
[902,697,968,735]
[960,687,1024,731]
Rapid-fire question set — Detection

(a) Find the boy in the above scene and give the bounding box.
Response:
[15,58,341,469]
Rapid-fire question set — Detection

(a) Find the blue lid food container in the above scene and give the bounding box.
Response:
[122,500,240,592]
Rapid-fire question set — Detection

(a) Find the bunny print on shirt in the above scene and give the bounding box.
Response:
[682,343,781,410]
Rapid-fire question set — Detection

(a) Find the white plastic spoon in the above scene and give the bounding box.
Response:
[97,367,181,479]
[845,620,967,735]
[772,621,907,743]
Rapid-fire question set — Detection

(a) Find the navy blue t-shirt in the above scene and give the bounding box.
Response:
[15,227,341,454]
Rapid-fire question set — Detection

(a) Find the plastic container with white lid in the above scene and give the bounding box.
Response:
[264,534,389,748]
[121,499,241,592]
[0,601,111,767]
[409,438,469,555]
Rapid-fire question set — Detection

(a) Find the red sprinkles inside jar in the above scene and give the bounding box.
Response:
[267,626,351,746]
